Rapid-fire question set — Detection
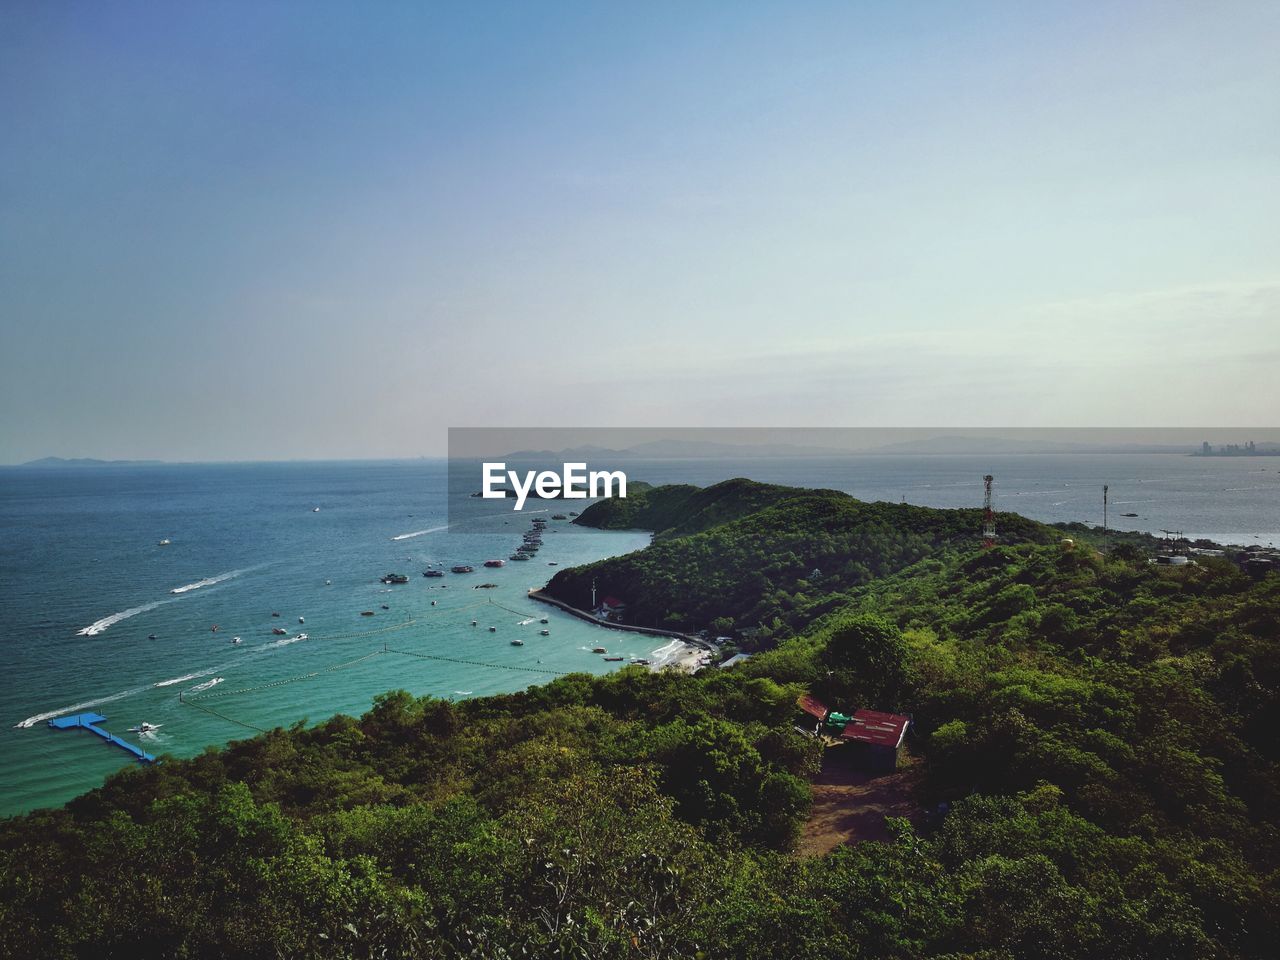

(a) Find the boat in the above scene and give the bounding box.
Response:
[313,507,320,512]
[127,722,161,734]
[540,618,549,624]
[568,511,578,517]
[273,627,288,635]
[548,561,558,565]
[471,619,478,626]
[592,647,607,654]
[380,573,409,584]
[231,636,241,645]
[552,514,567,520]
[381,604,389,610]
[361,610,375,616]
[298,616,305,623]
[631,658,650,666]
[510,639,524,646]
[423,569,445,578]
[475,582,498,589]
[1122,512,1139,517]
[603,656,624,661]
[451,565,474,574]
[147,634,157,640]
[157,538,171,546]
[484,559,506,568]
[489,626,497,632]
[540,629,550,636]
[293,633,308,641]
[210,624,219,633]
[272,612,281,618]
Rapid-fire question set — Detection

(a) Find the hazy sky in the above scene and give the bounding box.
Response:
[2,1,1277,462]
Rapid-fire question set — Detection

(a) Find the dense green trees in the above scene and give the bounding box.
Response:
[3,480,1279,958]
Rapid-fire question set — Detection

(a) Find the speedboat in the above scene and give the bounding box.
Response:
[157,539,171,546]
[231,636,241,645]
[298,616,305,623]
[313,507,320,512]
[451,565,474,574]
[293,633,308,641]
[128,722,161,734]
[592,647,607,654]
[540,629,550,636]
[273,627,288,634]
[147,634,158,640]
[510,638,524,646]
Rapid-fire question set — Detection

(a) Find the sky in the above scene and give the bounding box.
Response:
[1,1,1277,462]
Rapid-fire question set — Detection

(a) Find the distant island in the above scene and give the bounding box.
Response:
[16,456,166,468]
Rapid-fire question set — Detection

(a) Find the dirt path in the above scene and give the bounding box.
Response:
[797,749,922,856]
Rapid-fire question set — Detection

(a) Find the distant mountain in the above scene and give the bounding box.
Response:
[500,439,852,461]
[17,457,165,468]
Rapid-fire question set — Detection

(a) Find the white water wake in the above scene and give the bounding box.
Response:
[170,569,246,594]
[154,669,218,688]
[14,687,144,728]
[188,677,224,692]
[77,601,166,636]
[391,525,449,541]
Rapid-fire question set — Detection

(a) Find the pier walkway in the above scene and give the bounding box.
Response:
[48,713,156,763]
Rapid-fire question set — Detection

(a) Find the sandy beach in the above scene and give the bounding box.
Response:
[647,638,713,672]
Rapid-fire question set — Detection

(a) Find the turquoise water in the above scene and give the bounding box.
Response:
[2,453,1276,817]
[0,461,652,816]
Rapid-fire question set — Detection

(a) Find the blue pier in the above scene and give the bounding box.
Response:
[48,713,156,763]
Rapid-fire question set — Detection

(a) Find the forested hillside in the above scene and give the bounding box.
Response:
[2,481,1277,959]
[551,479,1056,637]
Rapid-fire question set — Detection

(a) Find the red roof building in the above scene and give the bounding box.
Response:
[797,694,830,721]
[839,709,910,749]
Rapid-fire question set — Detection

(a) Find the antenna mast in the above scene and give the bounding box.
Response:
[982,475,996,549]
[1103,484,1109,554]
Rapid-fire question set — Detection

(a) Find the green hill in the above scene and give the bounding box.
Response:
[551,478,1057,636]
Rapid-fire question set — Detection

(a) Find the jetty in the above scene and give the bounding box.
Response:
[47,713,156,763]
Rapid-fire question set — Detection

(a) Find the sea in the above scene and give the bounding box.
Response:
[1,454,1277,817]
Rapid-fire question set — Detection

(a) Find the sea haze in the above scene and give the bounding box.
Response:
[0,454,1275,815]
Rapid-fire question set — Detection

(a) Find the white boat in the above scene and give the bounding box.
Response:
[298,616,305,623]
[157,539,171,546]
[312,507,320,512]
[231,636,242,644]
[128,722,161,734]
[294,633,309,641]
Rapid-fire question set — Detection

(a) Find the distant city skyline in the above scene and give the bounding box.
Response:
[2,2,1278,462]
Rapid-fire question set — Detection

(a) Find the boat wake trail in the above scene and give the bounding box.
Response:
[154,669,218,688]
[188,677,224,693]
[15,687,144,728]
[170,569,247,594]
[77,601,166,636]
[391,525,449,541]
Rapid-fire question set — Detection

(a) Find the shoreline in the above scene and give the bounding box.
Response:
[527,589,715,672]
